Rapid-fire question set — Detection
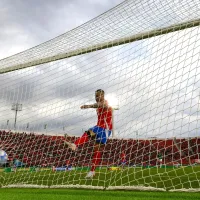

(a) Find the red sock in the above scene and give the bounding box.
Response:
[91,151,101,171]
[74,132,89,146]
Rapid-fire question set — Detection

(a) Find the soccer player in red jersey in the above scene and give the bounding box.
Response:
[65,89,113,178]
[120,151,126,169]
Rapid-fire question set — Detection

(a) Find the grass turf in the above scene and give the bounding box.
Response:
[1,165,200,191]
[0,189,200,200]
[1,166,200,200]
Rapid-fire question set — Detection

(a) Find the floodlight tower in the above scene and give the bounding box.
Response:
[11,103,22,129]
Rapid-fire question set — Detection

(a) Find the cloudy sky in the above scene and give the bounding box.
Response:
[0,0,123,59]
[0,0,200,139]
[0,0,124,134]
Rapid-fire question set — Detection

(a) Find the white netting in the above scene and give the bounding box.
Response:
[0,0,200,73]
[0,0,200,191]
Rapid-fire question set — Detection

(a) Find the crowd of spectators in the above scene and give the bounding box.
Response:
[0,130,199,167]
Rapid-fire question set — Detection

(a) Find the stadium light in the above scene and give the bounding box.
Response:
[11,103,22,130]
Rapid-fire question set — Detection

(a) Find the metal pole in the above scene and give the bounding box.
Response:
[14,109,18,129]
[1,19,200,74]
[26,123,29,131]
[6,120,9,130]
[136,131,139,144]
[11,103,22,130]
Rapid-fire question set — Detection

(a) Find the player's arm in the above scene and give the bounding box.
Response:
[81,102,109,109]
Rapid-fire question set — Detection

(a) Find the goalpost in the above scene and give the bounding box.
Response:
[0,0,200,191]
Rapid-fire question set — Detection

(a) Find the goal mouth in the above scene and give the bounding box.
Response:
[0,0,200,191]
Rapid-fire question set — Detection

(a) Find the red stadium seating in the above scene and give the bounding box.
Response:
[0,130,199,167]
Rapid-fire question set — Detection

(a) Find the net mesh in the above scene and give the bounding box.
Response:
[0,0,200,73]
[0,0,200,191]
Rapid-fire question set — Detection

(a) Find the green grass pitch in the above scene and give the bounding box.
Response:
[0,189,200,200]
[0,166,200,199]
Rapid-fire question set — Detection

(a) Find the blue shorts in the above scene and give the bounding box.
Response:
[121,161,126,165]
[89,126,112,144]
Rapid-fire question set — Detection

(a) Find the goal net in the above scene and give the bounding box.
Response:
[0,0,200,191]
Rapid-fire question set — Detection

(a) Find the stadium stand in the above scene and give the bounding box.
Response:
[0,130,199,167]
